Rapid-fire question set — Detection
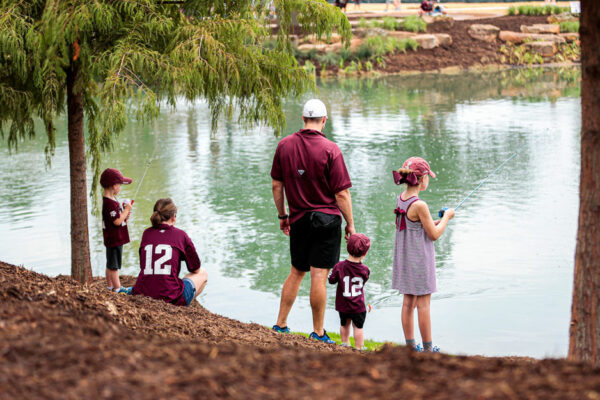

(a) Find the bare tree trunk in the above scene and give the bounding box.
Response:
[569,2,600,366]
[66,62,93,284]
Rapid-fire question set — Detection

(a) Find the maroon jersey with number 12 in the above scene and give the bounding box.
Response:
[328,260,370,314]
[132,224,201,306]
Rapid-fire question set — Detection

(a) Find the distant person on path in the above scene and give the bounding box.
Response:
[132,198,208,306]
[385,0,401,12]
[328,233,371,350]
[271,99,355,344]
[334,0,347,12]
[353,0,360,11]
[101,168,133,294]
[418,0,433,16]
[392,157,454,352]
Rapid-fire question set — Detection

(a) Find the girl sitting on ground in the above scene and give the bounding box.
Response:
[132,198,207,306]
[392,157,454,352]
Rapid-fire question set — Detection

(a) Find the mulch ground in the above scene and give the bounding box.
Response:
[322,15,551,75]
[1,261,600,399]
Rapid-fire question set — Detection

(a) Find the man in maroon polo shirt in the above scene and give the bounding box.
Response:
[270,98,355,344]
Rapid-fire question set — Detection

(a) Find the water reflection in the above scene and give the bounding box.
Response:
[0,67,580,357]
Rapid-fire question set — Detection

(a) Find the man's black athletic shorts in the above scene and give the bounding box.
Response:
[339,311,367,329]
[290,211,342,272]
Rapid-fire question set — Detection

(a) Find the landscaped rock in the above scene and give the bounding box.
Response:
[499,31,566,44]
[520,24,561,34]
[547,13,579,24]
[523,41,557,57]
[413,34,438,50]
[468,24,500,42]
[352,27,389,39]
[560,32,580,42]
[386,31,417,39]
[434,33,452,47]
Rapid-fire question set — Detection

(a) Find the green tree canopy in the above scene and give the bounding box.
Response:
[0,0,351,281]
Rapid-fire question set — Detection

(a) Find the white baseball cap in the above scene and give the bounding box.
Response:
[302,99,327,118]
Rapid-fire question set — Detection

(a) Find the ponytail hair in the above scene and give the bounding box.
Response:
[393,168,420,186]
[150,198,178,228]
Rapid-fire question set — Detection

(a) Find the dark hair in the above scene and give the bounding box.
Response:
[150,198,177,228]
[302,116,325,123]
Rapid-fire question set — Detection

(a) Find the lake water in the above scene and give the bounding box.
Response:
[0,67,581,358]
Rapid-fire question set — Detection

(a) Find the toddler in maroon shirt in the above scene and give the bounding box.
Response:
[100,168,133,294]
[328,233,371,349]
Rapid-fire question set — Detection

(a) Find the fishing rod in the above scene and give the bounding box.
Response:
[438,143,527,218]
[128,146,159,206]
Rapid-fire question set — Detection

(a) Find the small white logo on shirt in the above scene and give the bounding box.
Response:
[298,169,305,176]
[110,211,117,218]
[160,230,165,233]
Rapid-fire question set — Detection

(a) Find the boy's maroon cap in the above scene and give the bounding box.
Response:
[100,168,132,188]
[347,233,371,257]
[402,157,436,178]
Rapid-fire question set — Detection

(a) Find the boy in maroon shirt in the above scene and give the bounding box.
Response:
[101,168,133,293]
[328,233,371,349]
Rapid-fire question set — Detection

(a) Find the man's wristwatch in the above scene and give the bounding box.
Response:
[278,214,289,220]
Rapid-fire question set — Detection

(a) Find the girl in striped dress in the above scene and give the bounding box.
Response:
[392,157,454,352]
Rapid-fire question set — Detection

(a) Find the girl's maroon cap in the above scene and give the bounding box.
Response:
[402,157,436,178]
[347,233,371,257]
[100,168,132,188]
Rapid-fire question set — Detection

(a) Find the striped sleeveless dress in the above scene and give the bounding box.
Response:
[391,195,437,295]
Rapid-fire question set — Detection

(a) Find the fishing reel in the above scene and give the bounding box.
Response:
[438,207,448,218]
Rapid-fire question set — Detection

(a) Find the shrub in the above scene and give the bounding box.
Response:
[401,15,427,33]
[406,38,419,51]
[358,18,368,29]
[382,16,400,31]
[370,19,381,28]
[303,60,316,75]
[516,5,569,15]
[560,20,580,33]
[507,6,516,16]
[316,52,341,67]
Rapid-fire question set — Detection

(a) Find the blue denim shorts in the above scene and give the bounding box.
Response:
[182,278,196,306]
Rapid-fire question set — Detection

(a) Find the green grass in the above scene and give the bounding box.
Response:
[516,5,569,16]
[560,20,580,33]
[507,6,516,16]
[358,17,368,29]
[355,36,419,60]
[401,15,427,33]
[291,330,389,351]
[382,16,400,31]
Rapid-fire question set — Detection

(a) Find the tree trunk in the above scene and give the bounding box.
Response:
[66,62,93,284]
[568,2,600,366]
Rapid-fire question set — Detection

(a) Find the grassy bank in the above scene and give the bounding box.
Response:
[291,330,389,351]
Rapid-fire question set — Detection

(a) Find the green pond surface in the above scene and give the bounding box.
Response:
[0,67,581,358]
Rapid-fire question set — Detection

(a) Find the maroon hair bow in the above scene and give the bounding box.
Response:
[394,207,407,231]
[392,170,419,186]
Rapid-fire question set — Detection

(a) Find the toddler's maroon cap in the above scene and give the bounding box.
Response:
[100,168,132,188]
[402,157,436,178]
[347,233,371,257]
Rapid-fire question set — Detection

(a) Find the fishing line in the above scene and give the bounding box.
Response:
[439,142,528,217]
[130,142,159,205]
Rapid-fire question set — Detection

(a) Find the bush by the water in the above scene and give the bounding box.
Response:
[356,36,419,60]
[401,15,427,33]
[560,20,580,33]
[514,5,569,15]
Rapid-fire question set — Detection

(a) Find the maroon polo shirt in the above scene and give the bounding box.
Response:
[270,129,352,224]
[328,260,370,314]
[102,197,130,248]
[132,224,201,306]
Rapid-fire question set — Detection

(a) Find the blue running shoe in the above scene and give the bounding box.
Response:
[117,286,132,295]
[272,325,290,333]
[309,330,335,344]
[414,344,424,352]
